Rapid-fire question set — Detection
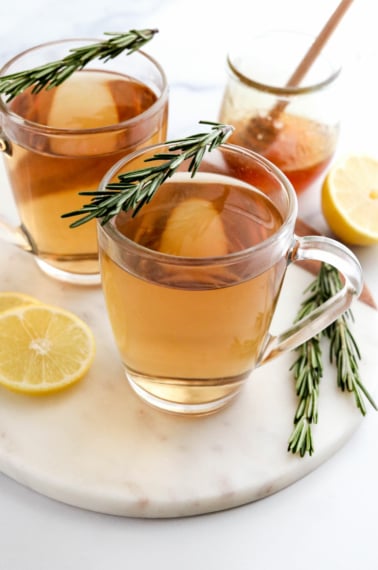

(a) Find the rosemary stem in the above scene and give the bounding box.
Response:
[288,263,376,458]
[62,121,234,226]
[0,30,159,101]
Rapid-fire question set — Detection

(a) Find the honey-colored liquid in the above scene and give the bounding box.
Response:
[4,70,168,276]
[228,113,338,194]
[100,174,286,408]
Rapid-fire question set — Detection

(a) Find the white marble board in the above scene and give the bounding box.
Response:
[0,231,377,518]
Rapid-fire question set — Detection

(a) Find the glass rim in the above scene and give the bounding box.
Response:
[226,29,342,96]
[98,142,298,265]
[0,38,169,134]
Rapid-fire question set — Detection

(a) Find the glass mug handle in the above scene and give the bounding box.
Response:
[258,235,363,364]
[0,131,33,252]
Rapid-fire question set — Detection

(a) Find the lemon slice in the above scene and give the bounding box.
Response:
[47,72,119,129]
[0,291,41,313]
[47,71,119,155]
[159,198,228,257]
[322,155,378,245]
[0,304,95,394]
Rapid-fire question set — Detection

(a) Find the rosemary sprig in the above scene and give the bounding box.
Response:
[325,274,377,414]
[288,266,325,457]
[62,121,234,227]
[0,29,158,101]
[288,263,377,457]
[287,336,322,457]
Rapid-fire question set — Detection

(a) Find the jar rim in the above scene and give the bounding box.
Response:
[226,29,342,96]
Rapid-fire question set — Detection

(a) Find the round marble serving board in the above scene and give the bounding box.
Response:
[0,237,377,519]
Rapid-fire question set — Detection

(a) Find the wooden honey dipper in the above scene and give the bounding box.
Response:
[238,0,354,152]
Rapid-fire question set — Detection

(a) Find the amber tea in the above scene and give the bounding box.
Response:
[98,142,363,416]
[100,173,286,410]
[0,41,168,284]
[3,70,167,279]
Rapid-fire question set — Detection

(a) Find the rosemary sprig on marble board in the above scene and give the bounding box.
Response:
[288,263,377,457]
[0,29,158,101]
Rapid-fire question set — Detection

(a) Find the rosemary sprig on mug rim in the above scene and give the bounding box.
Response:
[0,29,158,101]
[62,121,234,227]
[288,263,377,457]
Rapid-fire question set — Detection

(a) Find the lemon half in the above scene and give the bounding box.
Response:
[322,155,378,245]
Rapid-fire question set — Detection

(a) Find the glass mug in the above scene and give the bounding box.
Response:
[218,30,341,195]
[97,143,362,415]
[0,39,168,284]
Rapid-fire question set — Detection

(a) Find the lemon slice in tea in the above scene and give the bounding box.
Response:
[159,198,228,257]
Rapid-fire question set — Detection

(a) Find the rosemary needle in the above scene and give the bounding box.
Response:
[288,263,377,458]
[62,121,234,226]
[0,30,158,101]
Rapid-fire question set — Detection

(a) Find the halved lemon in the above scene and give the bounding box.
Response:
[0,291,41,313]
[0,304,95,394]
[321,155,378,245]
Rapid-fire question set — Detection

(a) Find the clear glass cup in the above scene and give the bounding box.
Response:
[218,30,341,195]
[0,39,169,285]
[97,142,362,415]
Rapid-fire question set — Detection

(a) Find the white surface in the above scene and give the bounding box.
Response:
[1,0,378,568]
